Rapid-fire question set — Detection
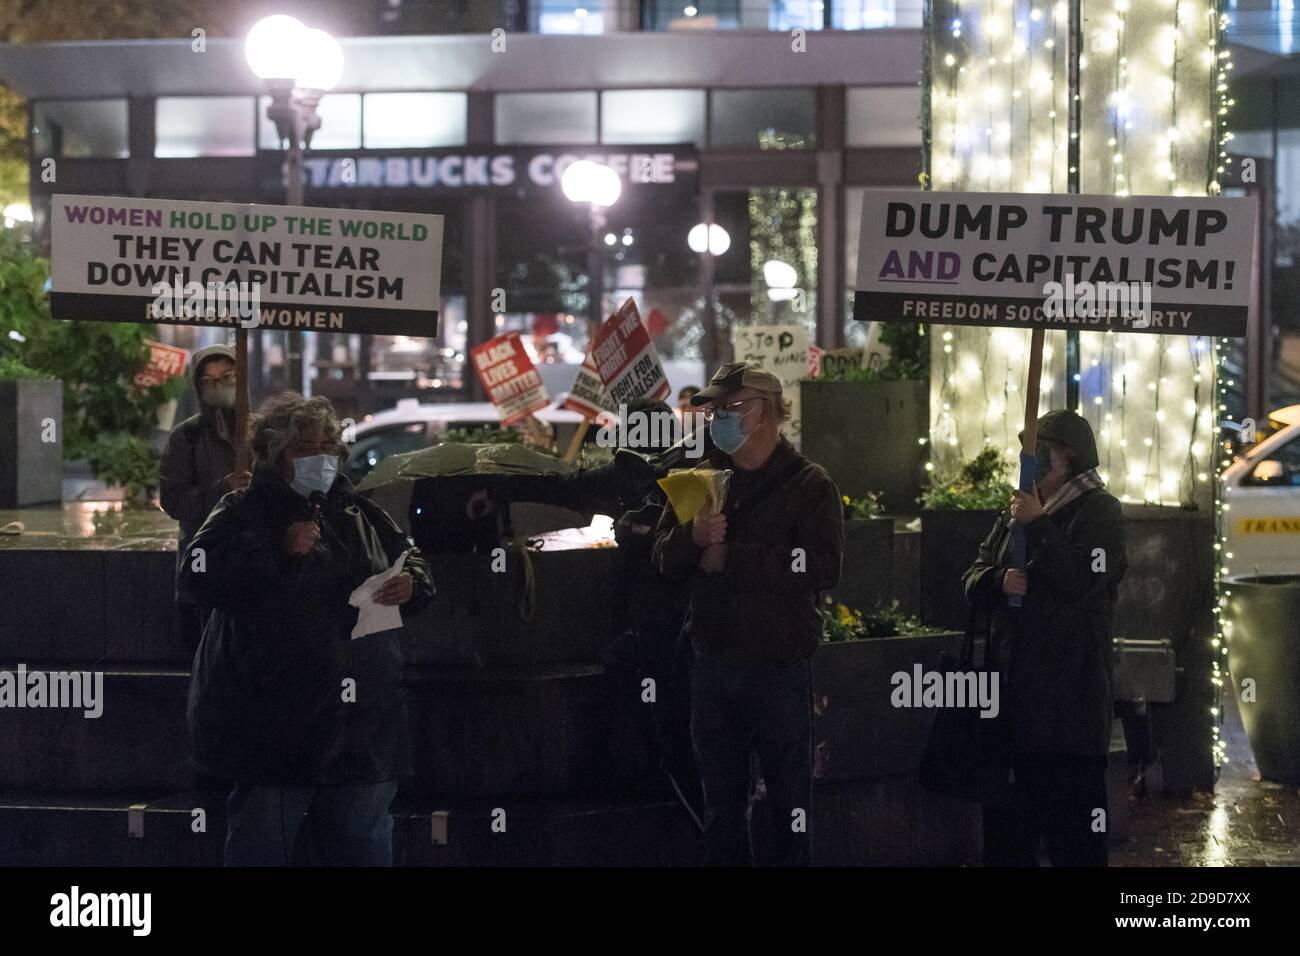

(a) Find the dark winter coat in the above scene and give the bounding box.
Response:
[178,465,434,784]
[962,487,1127,756]
[158,349,237,595]
[653,437,844,665]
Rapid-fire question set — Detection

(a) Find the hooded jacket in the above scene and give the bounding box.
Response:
[962,483,1127,756]
[159,344,238,592]
[178,465,435,784]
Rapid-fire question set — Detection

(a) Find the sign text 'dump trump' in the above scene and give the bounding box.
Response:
[853,191,1256,337]
[51,194,443,336]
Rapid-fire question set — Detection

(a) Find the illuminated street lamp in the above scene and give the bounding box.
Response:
[245,15,344,394]
[561,161,622,329]
[688,222,730,257]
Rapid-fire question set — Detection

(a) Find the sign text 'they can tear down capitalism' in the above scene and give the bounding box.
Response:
[50,195,444,336]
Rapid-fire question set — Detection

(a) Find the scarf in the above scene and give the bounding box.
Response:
[1040,467,1104,515]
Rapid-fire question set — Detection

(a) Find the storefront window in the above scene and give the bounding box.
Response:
[363,93,467,148]
[709,88,816,149]
[155,97,255,158]
[535,0,612,33]
[495,182,703,383]
[31,99,128,158]
[496,91,599,144]
[845,86,923,148]
[833,0,919,29]
[712,187,818,341]
[644,0,826,30]
[259,94,362,150]
[601,89,705,146]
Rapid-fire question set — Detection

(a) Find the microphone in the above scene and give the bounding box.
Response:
[308,490,327,524]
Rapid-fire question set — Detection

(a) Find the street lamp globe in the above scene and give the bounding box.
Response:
[561,160,621,208]
[244,14,307,81]
[296,28,345,92]
[688,222,730,256]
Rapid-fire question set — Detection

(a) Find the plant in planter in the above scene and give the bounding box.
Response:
[918,446,1015,629]
[0,230,180,502]
[820,599,946,643]
[842,492,885,521]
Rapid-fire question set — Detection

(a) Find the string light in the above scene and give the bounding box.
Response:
[923,0,1234,769]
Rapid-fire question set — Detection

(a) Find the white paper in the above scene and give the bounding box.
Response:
[348,550,409,640]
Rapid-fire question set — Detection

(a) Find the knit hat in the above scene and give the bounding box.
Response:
[1019,409,1100,471]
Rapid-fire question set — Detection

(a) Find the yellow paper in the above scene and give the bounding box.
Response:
[657,468,730,524]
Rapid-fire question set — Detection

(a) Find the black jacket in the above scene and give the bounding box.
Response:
[653,438,844,665]
[962,487,1127,756]
[178,465,435,784]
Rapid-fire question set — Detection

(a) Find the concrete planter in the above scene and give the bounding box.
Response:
[919,508,999,630]
[0,379,62,507]
[1226,574,1300,784]
[829,517,895,615]
[809,630,981,864]
[799,379,927,514]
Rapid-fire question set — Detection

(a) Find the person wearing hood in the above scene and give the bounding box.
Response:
[179,391,434,866]
[962,409,1127,867]
[159,343,249,651]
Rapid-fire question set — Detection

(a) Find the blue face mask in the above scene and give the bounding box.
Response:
[709,408,753,455]
[291,453,339,499]
[1033,444,1054,484]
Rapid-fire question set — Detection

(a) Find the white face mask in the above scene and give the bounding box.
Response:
[200,383,237,409]
[290,453,339,499]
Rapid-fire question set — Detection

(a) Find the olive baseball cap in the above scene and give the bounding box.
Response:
[691,361,783,405]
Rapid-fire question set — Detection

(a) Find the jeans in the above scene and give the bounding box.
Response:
[690,650,813,866]
[223,780,399,866]
[982,753,1109,867]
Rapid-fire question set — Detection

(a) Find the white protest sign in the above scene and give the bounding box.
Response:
[853,190,1256,337]
[50,194,444,336]
[731,324,808,437]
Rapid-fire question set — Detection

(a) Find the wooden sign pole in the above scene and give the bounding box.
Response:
[562,419,591,464]
[234,327,251,473]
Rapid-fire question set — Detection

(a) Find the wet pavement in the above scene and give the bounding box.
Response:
[0,501,177,551]
[1112,693,1300,866]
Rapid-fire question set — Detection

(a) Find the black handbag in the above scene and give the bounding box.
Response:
[917,601,1013,804]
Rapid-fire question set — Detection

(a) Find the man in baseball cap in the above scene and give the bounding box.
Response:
[653,361,844,866]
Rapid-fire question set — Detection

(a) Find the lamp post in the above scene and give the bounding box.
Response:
[688,219,730,365]
[561,160,622,334]
[245,15,344,403]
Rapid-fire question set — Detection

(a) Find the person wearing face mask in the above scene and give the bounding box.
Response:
[159,343,251,653]
[178,392,435,866]
[652,362,844,866]
[962,409,1127,867]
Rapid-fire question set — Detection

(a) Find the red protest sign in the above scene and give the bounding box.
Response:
[590,298,670,406]
[470,332,550,426]
[134,340,188,389]
[562,342,615,421]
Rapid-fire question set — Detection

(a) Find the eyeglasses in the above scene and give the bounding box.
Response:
[702,396,763,423]
[198,371,237,391]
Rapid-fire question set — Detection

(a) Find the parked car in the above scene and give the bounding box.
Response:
[1221,405,1300,576]
[344,398,587,481]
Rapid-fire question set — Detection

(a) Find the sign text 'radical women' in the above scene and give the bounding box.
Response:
[50,195,444,336]
[853,191,1257,337]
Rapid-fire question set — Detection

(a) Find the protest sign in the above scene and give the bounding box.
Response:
[50,195,443,336]
[562,343,615,421]
[591,298,671,405]
[816,347,866,378]
[732,324,808,437]
[853,190,1257,337]
[471,332,550,427]
[133,341,188,389]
